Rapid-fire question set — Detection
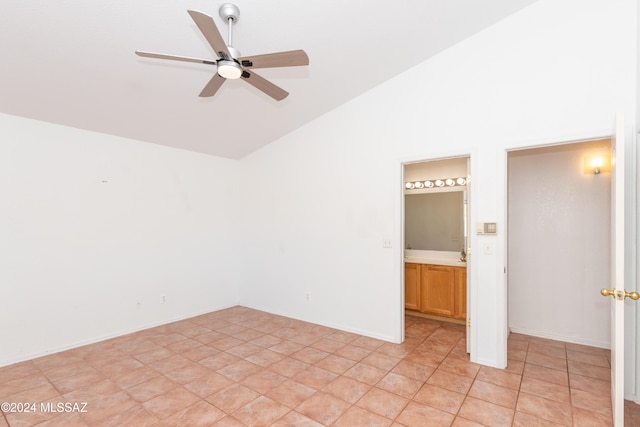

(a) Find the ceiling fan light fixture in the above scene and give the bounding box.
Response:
[217,60,242,79]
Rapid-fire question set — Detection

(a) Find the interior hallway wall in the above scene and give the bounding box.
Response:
[0,113,242,367]
[507,141,611,348]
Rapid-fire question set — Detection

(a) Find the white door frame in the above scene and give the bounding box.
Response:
[610,111,626,426]
[396,150,475,359]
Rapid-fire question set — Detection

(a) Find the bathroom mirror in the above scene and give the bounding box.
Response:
[405,190,466,251]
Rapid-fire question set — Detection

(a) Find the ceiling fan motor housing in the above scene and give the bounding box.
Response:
[226,46,241,59]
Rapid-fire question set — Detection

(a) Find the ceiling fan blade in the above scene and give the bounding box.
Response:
[187,10,231,59]
[241,70,288,101]
[238,49,309,69]
[199,74,225,97]
[135,50,216,66]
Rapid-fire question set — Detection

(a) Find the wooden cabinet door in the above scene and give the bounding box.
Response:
[421,265,455,317]
[404,263,421,310]
[454,267,467,319]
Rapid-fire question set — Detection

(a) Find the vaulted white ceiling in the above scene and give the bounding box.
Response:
[0,0,538,159]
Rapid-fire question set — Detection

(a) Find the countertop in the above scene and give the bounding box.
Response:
[404,250,466,267]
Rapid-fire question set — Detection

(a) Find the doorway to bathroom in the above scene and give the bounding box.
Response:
[402,156,470,354]
[506,138,612,350]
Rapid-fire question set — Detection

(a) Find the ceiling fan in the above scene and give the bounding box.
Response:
[135,3,309,101]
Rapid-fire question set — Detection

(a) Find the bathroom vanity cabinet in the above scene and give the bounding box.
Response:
[404,262,466,320]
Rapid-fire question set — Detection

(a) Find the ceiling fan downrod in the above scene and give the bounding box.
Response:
[219,3,240,58]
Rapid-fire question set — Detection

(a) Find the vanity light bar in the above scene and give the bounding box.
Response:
[405,177,468,190]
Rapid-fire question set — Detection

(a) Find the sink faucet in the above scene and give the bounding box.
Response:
[460,249,467,262]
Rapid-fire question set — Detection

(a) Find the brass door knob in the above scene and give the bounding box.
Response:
[626,291,640,300]
[601,288,640,300]
[601,288,616,297]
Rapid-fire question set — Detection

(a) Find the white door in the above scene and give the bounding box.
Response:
[601,111,626,426]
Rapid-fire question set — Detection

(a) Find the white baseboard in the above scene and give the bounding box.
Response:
[241,303,397,344]
[0,303,239,368]
[508,326,610,349]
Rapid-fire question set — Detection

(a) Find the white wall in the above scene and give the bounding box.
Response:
[404,158,467,183]
[238,0,637,368]
[0,114,241,366]
[507,142,611,348]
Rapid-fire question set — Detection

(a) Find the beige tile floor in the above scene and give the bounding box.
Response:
[0,306,629,426]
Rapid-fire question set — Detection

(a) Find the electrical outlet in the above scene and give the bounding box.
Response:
[306,292,311,301]
[136,299,142,309]
[161,294,166,304]
[383,238,392,248]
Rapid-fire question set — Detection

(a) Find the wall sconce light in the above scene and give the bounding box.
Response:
[584,155,611,175]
